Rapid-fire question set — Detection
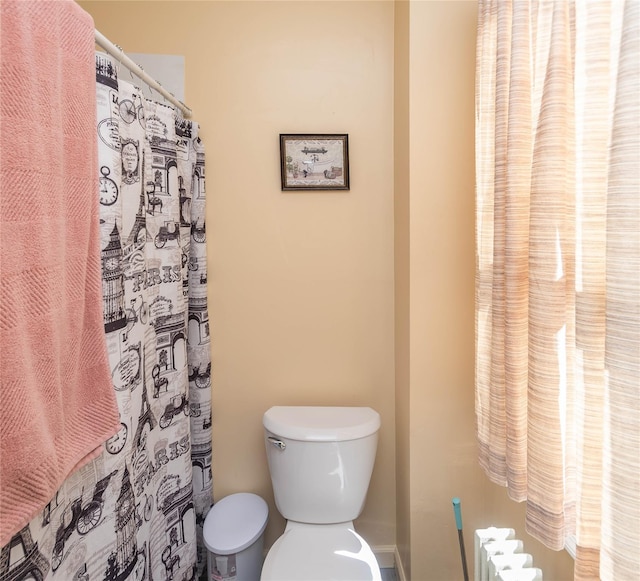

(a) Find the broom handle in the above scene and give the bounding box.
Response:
[452,497,470,581]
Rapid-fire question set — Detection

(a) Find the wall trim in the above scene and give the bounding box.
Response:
[372,545,408,581]
[394,546,408,581]
[372,545,396,569]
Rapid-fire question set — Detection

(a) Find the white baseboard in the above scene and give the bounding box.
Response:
[394,546,408,581]
[373,545,396,569]
[372,545,407,581]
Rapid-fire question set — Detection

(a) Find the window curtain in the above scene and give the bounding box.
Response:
[475,1,639,579]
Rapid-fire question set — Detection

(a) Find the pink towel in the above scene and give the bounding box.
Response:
[0,0,120,545]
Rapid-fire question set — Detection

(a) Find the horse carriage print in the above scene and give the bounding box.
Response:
[188,362,211,389]
[154,221,181,248]
[190,219,206,243]
[51,471,118,571]
[159,394,190,429]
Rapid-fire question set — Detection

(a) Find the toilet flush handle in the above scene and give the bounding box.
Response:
[267,437,286,451]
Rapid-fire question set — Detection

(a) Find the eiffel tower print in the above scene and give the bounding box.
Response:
[0,526,49,581]
[127,184,149,247]
[133,346,156,452]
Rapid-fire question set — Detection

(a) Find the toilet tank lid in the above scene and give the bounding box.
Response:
[263,406,380,442]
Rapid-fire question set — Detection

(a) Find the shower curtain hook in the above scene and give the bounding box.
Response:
[113,43,126,80]
[138,70,156,103]
[114,43,124,66]
[155,81,171,107]
[135,64,154,100]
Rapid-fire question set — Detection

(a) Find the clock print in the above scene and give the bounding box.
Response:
[99,166,118,206]
[105,257,119,272]
[105,422,128,455]
[119,497,131,517]
[119,99,136,124]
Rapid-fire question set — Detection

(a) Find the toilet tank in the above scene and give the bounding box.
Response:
[263,406,380,524]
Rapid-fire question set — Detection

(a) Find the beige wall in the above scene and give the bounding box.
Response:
[82,0,397,552]
[204,0,397,551]
[404,1,488,578]
[393,0,411,576]
[82,1,576,578]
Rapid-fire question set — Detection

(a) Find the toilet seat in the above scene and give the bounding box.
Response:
[260,523,381,581]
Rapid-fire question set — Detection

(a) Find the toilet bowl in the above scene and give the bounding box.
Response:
[261,522,381,581]
[261,406,381,581]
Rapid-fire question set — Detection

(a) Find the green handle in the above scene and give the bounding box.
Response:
[452,497,463,530]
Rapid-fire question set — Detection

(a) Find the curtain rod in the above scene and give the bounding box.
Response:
[94,29,192,118]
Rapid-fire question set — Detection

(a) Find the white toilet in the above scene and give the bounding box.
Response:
[260,406,382,581]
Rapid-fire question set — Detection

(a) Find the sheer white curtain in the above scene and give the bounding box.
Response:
[475,1,639,579]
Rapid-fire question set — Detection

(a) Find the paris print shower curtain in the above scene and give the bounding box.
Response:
[0,54,212,581]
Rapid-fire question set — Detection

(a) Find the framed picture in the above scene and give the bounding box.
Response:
[280,134,350,191]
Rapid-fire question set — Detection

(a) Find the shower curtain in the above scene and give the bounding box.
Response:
[0,54,212,581]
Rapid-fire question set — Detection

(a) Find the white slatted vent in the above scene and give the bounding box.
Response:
[474,528,544,581]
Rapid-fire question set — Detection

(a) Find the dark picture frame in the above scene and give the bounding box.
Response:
[280,134,350,191]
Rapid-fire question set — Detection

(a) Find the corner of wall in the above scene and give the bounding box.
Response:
[393,0,411,577]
